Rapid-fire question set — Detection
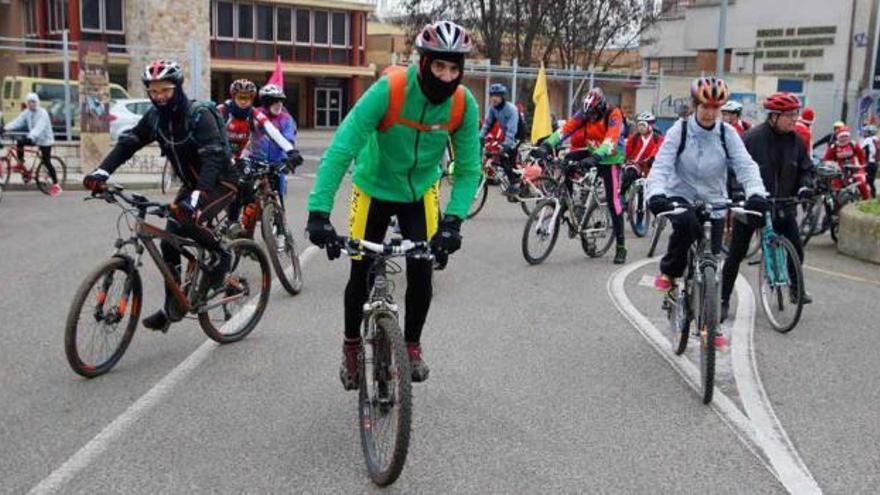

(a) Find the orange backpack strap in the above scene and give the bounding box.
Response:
[448,87,465,133]
[377,69,407,132]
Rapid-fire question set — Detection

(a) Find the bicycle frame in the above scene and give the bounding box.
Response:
[759,213,791,287]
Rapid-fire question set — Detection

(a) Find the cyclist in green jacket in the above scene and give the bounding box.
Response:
[306,21,482,389]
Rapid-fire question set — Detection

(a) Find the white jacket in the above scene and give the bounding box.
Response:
[646,116,766,206]
[5,107,55,146]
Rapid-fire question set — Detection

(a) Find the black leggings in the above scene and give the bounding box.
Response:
[721,211,803,303]
[159,183,237,313]
[659,206,724,278]
[564,150,625,246]
[867,162,878,198]
[17,141,58,183]
[344,185,438,343]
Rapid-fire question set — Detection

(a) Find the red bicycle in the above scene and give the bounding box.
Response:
[0,137,68,195]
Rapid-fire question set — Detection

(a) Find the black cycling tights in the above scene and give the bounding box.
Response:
[17,142,58,183]
[344,191,435,344]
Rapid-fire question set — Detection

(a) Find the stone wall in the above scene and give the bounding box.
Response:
[838,203,880,265]
[53,143,166,174]
[124,0,211,100]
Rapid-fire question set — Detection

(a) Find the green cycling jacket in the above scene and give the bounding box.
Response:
[307,65,482,219]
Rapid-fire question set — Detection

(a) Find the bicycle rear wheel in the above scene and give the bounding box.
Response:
[758,236,804,333]
[261,202,303,295]
[699,266,718,404]
[580,202,614,258]
[197,239,271,343]
[647,215,667,257]
[65,258,142,378]
[35,156,67,194]
[359,314,412,486]
[522,199,560,265]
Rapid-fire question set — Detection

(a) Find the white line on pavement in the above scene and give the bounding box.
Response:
[730,276,822,493]
[28,245,320,495]
[803,264,880,287]
[607,257,821,494]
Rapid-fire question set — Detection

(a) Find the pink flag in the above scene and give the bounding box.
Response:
[267,56,284,87]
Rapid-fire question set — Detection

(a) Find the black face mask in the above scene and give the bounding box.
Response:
[151,83,189,121]
[229,100,252,120]
[492,98,506,110]
[418,54,464,105]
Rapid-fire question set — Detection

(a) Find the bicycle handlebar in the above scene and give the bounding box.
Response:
[87,183,170,217]
[337,236,433,259]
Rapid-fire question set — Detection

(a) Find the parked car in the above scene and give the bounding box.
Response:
[109,99,152,140]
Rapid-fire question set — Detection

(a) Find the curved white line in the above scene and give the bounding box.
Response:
[29,245,321,494]
[608,257,821,494]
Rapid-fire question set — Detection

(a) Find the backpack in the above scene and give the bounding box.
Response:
[377,67,465,133]
[155,100,232,157]
[676,117,729,160]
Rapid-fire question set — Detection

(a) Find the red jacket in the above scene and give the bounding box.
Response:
[557,107,624,163]
[625,133,663,170]
[794,122,812,155]
[730,119,752,137]
[823,142,866,169]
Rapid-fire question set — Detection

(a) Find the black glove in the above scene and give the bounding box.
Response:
[286,149,304,171]
[647,194,673,215]
[745,194,769,214]
[431,215,463,262]
[83,169,109,192]
[530,141,554,159]
[174,190,205,223]
[306,211,340,260]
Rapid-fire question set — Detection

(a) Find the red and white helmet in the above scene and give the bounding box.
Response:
[690,77,729,108]
[259,84,286,101]
[415,21,473,54]
[142,59,183,87]
[763,92,801,113]
[582,87,607,116]
[230,79,257,97]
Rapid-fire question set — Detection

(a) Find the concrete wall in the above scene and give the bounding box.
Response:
[838,203,880,264]
[124,0,211,99]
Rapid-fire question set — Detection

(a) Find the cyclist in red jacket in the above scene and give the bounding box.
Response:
[623,111,663,193]
[822,126,871,200]
[720,100,752,137]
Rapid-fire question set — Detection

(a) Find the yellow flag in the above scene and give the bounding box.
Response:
[531,63,553,143]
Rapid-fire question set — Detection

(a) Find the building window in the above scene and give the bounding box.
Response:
[49,0,70,34]
[216,1,234,38]
[23,0,38,36]
[313,10,329,45]
[295,9,311,44]
[277,7,292,42]
[331,12,348,47]
[256,4,273,41]
[238,3,254,39]
[81,0,124,33]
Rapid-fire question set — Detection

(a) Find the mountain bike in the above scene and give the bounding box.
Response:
[227,158,302,295]
[660,201,737,404]
[337,237,431,486]
[739,198,806,333]
[522,156,614,264]
[0,137,68,194]
[622,162,650,237]
[160,158,180,194]
[829,165,865,244]
[64,185,271,378]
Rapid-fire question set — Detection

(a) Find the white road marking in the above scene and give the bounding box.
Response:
[28,245,320,494]
[803,264,880,287]
[608,257,821,494]
[637,274,655,288]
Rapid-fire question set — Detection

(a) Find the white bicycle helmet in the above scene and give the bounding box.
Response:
[415,21,474,54]
[259,84,286,100]
[636,111,656,124]
[720,100,743,114]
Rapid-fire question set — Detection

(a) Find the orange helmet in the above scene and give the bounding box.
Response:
[690,77,729,108]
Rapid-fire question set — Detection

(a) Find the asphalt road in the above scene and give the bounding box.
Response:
[1,157,879,493]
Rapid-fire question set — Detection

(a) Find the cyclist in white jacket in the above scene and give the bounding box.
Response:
[3,93,61,195]
[646,77,768,348]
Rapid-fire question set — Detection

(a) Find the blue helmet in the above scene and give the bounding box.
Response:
[489,83,507,96]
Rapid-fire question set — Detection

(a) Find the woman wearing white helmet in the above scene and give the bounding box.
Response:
[720,100,751,136]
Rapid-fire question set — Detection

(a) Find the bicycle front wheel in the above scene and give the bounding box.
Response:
[580,202,614,258]
[260,202,303,295]
[35,156,67,194]
[699,265,718,404]
[647,215,667,257]
[522,199,560,265]
[0,157,11,187]
[758,236,804,333]
[65,257,142,378]
[628,188,649,237]
[467,178,489,219]
[197,239,271,343]
[359,314,412,486]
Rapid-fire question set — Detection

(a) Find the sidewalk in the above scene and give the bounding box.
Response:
[5,172,161,192]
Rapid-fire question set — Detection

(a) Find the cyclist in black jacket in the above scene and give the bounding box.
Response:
[721,92,814,321]
[82,59,239,332]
